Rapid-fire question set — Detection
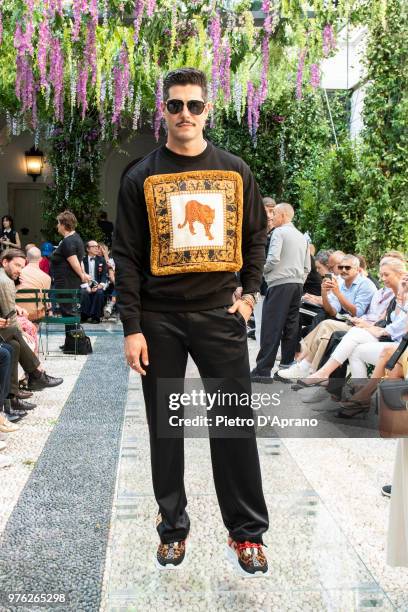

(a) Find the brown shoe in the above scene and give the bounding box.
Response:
[16,390,34,400]
[156,540,186,569]
[0,415,20,433]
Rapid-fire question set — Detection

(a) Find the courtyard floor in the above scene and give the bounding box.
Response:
[0,322,406,612]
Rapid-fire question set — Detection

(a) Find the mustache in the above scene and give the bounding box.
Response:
[176,121,195,126]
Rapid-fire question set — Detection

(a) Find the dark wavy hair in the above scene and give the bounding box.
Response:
[163,68,208,102]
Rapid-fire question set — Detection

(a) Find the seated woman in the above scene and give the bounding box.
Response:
[279,257,404,381]
[306,267,407,385]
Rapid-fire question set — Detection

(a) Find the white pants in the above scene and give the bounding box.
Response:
[331,326,396,377]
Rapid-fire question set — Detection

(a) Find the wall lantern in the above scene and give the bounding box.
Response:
[25,146,44,182]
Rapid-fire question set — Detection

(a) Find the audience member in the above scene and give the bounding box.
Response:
[17,247,51,320]
[81,240,108,323]
[0,215,21,251]
[251,203,310,381]
[39,242,54,276]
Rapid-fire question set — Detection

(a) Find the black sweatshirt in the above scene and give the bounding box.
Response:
[113,140,266,336]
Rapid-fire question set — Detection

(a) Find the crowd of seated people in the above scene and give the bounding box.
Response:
[274,249,407,419]
[0,249,64,469]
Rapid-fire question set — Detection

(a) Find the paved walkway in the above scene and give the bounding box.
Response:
[0,324,406,611]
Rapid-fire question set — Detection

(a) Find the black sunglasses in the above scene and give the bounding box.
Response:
[166,99,206,115]
[338,265,353,271]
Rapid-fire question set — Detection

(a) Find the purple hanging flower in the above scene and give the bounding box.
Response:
[133,0,145,45]
[0,9,3,46]
[247,81,254,136]
[72,0,88,41]
[209,13,221,103]
[89,0,98,24]
[154,74,163,141]
[259,34,269,104]
[252,88,261,141]
[220,41,231,102]
[296,48,307,100]
[322,24,336,57]
[310,63,320,89]
[261,0,270,13]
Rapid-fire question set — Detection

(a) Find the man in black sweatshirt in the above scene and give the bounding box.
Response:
[113,68,269,576]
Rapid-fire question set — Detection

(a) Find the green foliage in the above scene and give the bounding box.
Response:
[41,112,104,243]
[355,0,408,263]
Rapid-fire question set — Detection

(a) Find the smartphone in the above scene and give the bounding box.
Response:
[4,309,16,320]
[324,273,333,280]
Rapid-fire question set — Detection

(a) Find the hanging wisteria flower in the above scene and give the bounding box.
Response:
[310,63,320,89]
[112,44,131,125]
[77,64,88,118]
[247,81,254,136]
[133,0,145,45]
[296,48,306,100]
[51,37,64,121]
[133,89,142,131]
[85,20,97,86]
[0,7,3,47]
[38,15,50,89]
[220,41,231,102]
[251,87,261,142]
[260,34,269,103]
[153,74,163,141]
[209,13,221,103]
[322,24,336,57]
[233,78,242,123]
[146,0,156,18]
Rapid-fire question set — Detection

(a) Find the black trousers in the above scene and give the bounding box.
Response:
[0,327,40,395]
[255,283,303,376]
[140,307,269,545]
[0,343,12,407]
[81,288,105,320]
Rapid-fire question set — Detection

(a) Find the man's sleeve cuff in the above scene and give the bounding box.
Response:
[122,318,142,336]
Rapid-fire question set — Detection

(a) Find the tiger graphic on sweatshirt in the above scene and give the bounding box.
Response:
[177,200,215,240]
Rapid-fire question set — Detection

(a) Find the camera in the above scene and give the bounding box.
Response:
[89,280,98,289]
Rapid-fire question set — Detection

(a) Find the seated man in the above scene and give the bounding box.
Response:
[278,253,380,379]
[0,249,63,412]
[81,240,108,323]
[17,246,51,320]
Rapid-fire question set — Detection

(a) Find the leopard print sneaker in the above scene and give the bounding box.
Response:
[226,538,268,577]
[156,540,186,570]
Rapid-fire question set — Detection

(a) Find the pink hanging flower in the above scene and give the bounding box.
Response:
[252,88,261,141]
[85,20,97,86]
[77,64,88,118]
[209,13,221,102]
[89,0,98,25]
[310,63,320,89]
[49,37,64,121]
[72,0,88,41]
[112,44,131,125]
[153,74,163,141]
[38,16,51,88]
[133,0,145,44]
[0,9,3,46]
[296,48,307,100]
[322,24,336,57]
[146,0,156,18]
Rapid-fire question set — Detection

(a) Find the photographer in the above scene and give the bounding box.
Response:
[80,241,108,324]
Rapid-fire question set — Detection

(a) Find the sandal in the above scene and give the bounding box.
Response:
[335,400,370,419]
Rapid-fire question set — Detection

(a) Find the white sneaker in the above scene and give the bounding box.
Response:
[0,440,8,451]
[104,303,113,318]
[0,454,13,468]
[300,387,329,403]
[277,362,312,380]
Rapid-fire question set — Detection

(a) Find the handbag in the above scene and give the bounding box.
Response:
[378,379,408,438]
[63,326,92,355]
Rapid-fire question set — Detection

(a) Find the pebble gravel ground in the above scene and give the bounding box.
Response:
[0,327,407,612]
[0,333,128,612]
